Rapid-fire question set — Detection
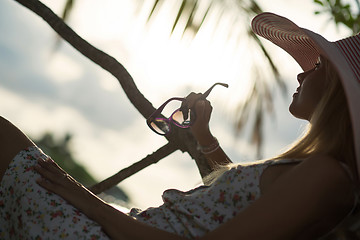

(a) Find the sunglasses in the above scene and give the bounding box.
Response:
[147,82,228,135]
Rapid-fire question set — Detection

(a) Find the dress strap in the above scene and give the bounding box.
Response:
[265,158,302,165]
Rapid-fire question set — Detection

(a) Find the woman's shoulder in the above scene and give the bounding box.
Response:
[275,154,356,228]
[302,154,352,178]
[299,154,353,185]
[298,154,355,205]
[298,155,357,235]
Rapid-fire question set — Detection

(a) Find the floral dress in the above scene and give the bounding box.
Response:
[0,146,110,240]
[0,145,301,239]
[129,158,301,239]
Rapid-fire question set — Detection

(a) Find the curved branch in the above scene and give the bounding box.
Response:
[90,142,178,194]
[13,0,213,190]
[14,0,155,119]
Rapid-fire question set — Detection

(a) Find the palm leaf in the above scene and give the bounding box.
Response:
[183,1,198,36]
[59,0,287,157]
[61,0,74,21]
[142,0,286,157]
[52,0,74,51]
[147,0,161,22]
[172,0,187,34]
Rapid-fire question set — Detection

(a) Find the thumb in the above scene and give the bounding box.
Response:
[194,100,212,124]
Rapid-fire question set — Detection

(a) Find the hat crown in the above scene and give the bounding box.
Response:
[335,34,360,83]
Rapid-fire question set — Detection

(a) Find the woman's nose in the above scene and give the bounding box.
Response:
[297,68,313,83]
[297,72,305,84]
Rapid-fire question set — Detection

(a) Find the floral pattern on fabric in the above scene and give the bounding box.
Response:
[129,159,300,239]
[0,146,110,240]
[0,145,301,240]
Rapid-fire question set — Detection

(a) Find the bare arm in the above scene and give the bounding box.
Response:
[202,155,354,240]
[185,93,232,169]
[34,145,353,239]
[35,158,185,240]
[184,94,353,239]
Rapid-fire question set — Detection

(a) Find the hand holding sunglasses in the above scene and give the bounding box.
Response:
[147,82,228,135]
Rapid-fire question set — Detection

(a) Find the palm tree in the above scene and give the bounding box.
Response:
[59,0,286,158]
[11,1,360,238]
[14,0,359,190]
[57,0,360,157]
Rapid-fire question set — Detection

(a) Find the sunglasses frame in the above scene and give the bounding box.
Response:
[146,97,188,136]
[147,82,229,135]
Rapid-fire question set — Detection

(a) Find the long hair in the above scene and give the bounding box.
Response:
[276,59,356,178]
[204,59,356,185]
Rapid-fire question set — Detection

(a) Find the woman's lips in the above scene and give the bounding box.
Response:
[293,87,300,97]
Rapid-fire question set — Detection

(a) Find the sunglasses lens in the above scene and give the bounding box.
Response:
[150,119,170,135]
[172,109,191,128]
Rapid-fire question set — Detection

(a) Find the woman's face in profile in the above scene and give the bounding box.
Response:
[289,56,329,120]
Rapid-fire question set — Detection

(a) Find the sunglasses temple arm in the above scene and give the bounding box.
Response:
[201,82,229,99]
[181,82,228,121]
[182,83,228,117]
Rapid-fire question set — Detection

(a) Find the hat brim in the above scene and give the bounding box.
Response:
[252,12,360,177]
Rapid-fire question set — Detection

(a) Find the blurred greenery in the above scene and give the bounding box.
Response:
[33,132,130,205]
[59,0,284,158]
[138,0,284,159]
[57,0,359,159]
[313,0,360,34]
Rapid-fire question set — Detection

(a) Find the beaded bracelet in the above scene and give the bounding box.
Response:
[198,137,220,155]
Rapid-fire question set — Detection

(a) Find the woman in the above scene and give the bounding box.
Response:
[1,12,359,239]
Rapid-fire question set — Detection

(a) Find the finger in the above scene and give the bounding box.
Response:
[194,100,212,117]
[34,163,68,185]
[181,93,196,120]
[181,92,200,110]
[37,157,66,175]
[185,93,203,109]
[194,100,205,116]
[36,176,60,193]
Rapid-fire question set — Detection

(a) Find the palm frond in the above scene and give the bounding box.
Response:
[147,0,161,22]
[52,0,74,51]
[58,0,287,157]
[172,0,187,34]
[140,0,287,157]
[197,2,213,32]
[313,0,360,34]
[183,1,198,36]
[61,0,74,21]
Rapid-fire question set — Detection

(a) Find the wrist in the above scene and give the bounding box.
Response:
[197,137,220,155]
[82,188,106,220]
[192,128,214,145]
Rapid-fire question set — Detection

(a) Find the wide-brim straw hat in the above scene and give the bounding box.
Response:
[251,12,360,177]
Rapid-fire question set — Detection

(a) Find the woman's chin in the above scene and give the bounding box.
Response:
[289,104,309,121]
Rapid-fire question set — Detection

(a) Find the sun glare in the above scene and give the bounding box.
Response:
[40,0,256,108]
[119,1,255,108]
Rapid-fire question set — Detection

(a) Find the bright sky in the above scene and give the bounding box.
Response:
[0,0,351,209]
